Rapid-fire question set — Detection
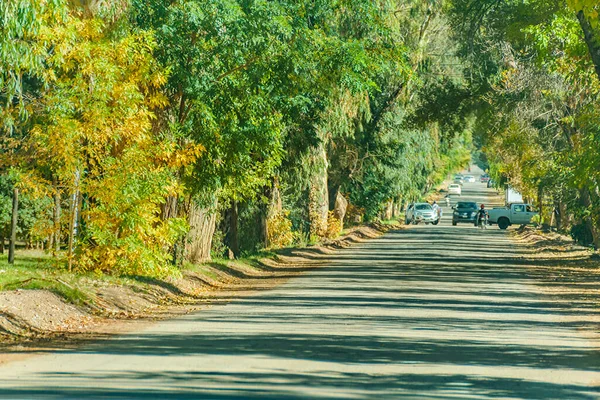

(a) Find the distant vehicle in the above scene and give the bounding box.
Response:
[453,177,464,186]
[448,184,462,196]
[405,203,438,225]
[487,179,495,188]
[464,175,476,183]
[488,203,538,230]
[506,187,523,204]
[480,174,490,183]
[452,201,478,226]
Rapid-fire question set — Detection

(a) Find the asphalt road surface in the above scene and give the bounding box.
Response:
[1,177,599,399]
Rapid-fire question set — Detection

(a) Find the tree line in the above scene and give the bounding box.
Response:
[1,0,471,277]
[447,0,600,247]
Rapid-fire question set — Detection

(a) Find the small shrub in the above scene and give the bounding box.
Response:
[211,227,228,259]
[267,210,295,248]
[530,214,544,227]
[571,223,594,246]
[345,204,364,226]
[326,211,342,239]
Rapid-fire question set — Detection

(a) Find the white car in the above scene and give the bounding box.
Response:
[464,175,476,183]
[405,203,438,225]
[448,184,462,196]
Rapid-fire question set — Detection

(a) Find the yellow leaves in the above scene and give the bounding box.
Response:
[266,210,295,248]
[156,142,205,169]
[567,0,600,28]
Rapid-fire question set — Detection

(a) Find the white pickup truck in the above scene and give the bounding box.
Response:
[487,203,538,230]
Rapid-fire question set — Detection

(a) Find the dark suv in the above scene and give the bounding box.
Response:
[452,202,478,226]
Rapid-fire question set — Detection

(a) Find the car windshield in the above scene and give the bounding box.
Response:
[415,204,432,211]
[456,202,476,209]
[449,184,459,188]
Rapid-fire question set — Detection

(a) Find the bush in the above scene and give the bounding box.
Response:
[570,223,595,246]
[267,211,295,248]
[326,211,343,239]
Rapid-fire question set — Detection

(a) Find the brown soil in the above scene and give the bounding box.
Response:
[513,226,594,261]
[513,227,600,322]
[0,223,397,353]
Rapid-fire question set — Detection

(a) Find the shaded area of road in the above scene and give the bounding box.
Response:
[0,182,599,399]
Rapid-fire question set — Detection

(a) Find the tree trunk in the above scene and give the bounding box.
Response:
[67,184,81,272]
[394,198,402,218]
[227,200,240,258]
[579,187,600,248]
[553,201,563,231]
[259,186,271,248]
[53,188,61,255]
[309,143,329,238]
[558,201,567,230]
[537,185,544,222]
[161,195,179,220]
[8,188,18,264]
[383,200,394,221]
[333,192,348,229]
[263,176,283,248]
[328,183,340,212]
[184,197,218,264]
[0,229,4,254]
[577,10,600,82]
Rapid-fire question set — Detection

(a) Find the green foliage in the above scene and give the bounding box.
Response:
[0,0,481,278]
[448,0,600,246]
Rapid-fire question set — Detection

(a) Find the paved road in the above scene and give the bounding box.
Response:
[1,179,600,399]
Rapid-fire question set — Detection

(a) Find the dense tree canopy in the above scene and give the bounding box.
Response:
[2,0,598,276]
[447,0,600,246]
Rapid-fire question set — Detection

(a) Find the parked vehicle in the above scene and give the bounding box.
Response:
[448,184,462,196]
[405,203,438,225]
[452,202,478,226]
[487,179,495,188]
[480,174,490,183]
[453,176,464,185]
[488,203,538,230]
[464,175,476,183]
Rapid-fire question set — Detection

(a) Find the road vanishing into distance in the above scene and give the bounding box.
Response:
[1,173,600,399]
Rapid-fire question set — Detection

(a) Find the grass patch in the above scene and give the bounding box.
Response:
[0,250,132,306]
[380,218,402,226]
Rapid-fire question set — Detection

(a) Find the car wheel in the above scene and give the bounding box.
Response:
[433,220,439,225]
[498,217,509,230]
[452,221,457,226]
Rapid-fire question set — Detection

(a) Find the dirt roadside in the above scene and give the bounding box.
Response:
[0,223,397,358]
[512,227,600,345]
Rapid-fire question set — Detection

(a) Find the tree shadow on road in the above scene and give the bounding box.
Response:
[1,228,599,399]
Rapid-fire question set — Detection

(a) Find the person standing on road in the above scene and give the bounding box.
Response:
[475,204,487,227]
